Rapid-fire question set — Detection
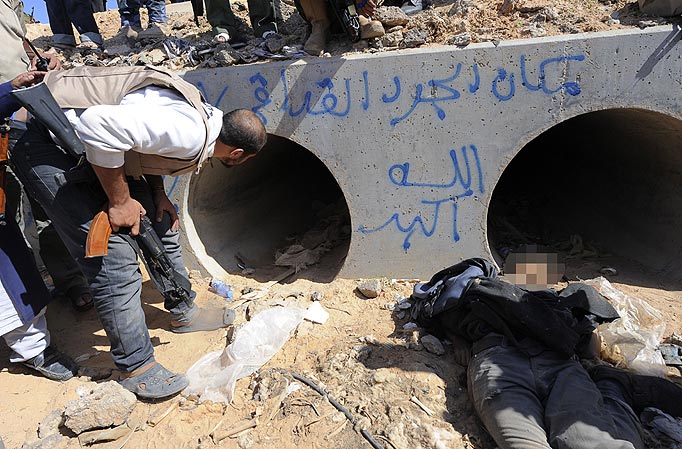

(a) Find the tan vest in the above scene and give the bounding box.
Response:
[44,65,213,177]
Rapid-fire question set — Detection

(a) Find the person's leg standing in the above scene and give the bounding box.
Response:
[144,0,167,24]
[10,124,155,374]
[45,0,77,47]
[247,0,277,37]
[63,0,103,46]
[117,0,142,27]
[205,0,240,39]
[468,342,552,449]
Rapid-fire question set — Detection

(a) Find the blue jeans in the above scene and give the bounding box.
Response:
[467,337,643,449]
[10,123,196,373]
[117,0,167,26]
[45,0,103,45]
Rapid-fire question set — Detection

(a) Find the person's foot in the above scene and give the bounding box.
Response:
[119,24,143,40]
[76,41,103,52]
[400,0,423,14]
[137,22,169,40]
[170,307,236,333]
[212,31,247,48]
[118,362,188,400]
[22,346,78,381]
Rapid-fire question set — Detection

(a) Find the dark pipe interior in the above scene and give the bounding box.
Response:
[188,135,351,282]
[487,108,682,282]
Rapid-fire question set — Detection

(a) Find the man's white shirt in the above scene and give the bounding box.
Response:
[64,86,224,168]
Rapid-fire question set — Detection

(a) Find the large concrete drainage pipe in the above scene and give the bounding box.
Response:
[487,108,682,277]
[185,135,351,282]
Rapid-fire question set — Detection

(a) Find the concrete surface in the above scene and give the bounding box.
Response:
[166,25,682,280]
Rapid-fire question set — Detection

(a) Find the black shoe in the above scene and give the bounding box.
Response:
[589,364,682,417]
[22,346,78,381]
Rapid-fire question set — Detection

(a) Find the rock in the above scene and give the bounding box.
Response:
[522,23,547,37]
[214,44,240,65]
[448,0,472,16]
[535,7,559,22]
[373,368,398,384]
[265,34,285,53]
[421,335,445,355]
[357,279,382,298]
[137,51,150,65]
[381,30,403,47]
[148,48,166,64]
[360,17,386,40]
[448,32,471,46]
[63,381,137,434]
[499,0,517,15]
[385,25,403,33]
[606,18,620,25]
[237,434,255,449]
[21,434,68,449]
[375,6,410,27]
[402,28,428,48]
[311,291,323,301]
[38,409,64,439]
[105,44,132,55]
[638,20,658,28]
[352,39,369,51]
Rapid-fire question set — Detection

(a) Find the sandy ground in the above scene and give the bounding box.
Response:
[1,253,681,449]
[4,2,681,448]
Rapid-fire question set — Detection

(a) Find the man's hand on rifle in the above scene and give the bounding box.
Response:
[108,197,146,236]
[152,189,179,232]
[11,71,46,89]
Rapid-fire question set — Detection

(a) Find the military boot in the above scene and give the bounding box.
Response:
[300,0,330,56]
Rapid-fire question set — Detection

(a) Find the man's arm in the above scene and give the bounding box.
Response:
[146,174,179,231]
[90,165,146,236]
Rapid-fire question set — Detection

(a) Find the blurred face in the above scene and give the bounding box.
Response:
[504,252,564,289]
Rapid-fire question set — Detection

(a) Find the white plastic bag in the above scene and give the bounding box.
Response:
[584,277,667,377]
[185,306,306,404]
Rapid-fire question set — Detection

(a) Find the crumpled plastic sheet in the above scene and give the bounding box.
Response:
[584,277,667,377]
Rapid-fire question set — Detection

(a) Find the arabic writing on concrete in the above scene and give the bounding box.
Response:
[195,53,585,127]
[358,145,484,251]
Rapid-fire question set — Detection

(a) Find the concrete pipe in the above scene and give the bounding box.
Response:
[166,25,682,280]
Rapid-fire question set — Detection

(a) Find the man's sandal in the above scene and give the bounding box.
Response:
[118,362,188,400]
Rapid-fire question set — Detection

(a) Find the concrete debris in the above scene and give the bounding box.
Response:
[448,0,472,16]
[402,28,428,47]
[37,410,64,439]
[421,334,446,355]
[357,279,383,298]
[214,44,241,65]
[448,32,472,46]
[381,30,404,47]
[522,23,547,37]
[148,48,167,64]
[360,16,386,39]
[375,6,411,27]
[63,381,137,434]
[535,7,559,22]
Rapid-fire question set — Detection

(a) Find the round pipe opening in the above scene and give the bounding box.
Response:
[487,108,682,282]
[187,135,351,282]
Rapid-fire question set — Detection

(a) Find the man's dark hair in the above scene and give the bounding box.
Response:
[218,109,267,155]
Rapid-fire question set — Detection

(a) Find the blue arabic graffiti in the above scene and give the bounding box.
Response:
[192,52,585,127]
[359,145,483,251]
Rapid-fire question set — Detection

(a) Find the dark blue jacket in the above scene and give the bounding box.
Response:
[0,80,21,119]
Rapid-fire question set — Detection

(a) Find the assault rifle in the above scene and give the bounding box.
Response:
[87,212,192,310]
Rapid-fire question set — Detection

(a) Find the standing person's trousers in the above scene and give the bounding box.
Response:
[10,123,197,373]
[45,0,103,46]
[205,0,277,38]
[117,0,167,26]
[467,338,644,449]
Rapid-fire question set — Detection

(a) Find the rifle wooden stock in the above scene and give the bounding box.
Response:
[86,210,112,258]
[0,127,8,222]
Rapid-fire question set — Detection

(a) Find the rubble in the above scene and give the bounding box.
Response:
[63,382,137,434]
[357,279,383,298]
[421,335,446,355]
[375,6,411,27]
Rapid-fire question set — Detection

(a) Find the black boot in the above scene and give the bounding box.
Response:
[589,364,682,417]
